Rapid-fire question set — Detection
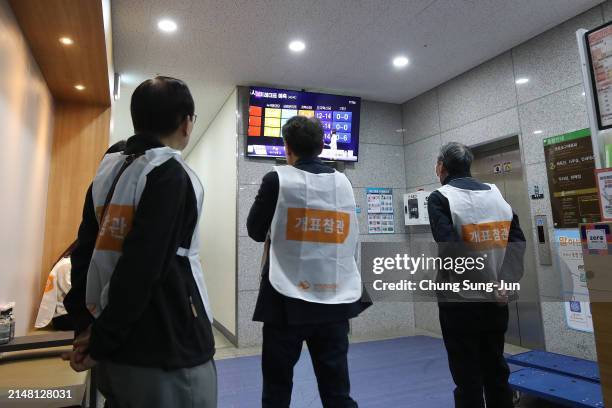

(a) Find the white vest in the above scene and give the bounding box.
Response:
[85,147,212,320]
[35,257,71,328]
[437,183,513,295]
[268,165,361,303]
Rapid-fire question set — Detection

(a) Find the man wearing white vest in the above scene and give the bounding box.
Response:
[247,116,371,408]
[428,142,526,408]
[63,77,217,407]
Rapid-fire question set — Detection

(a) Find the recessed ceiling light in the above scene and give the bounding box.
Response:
[393,56,409,68]
[59,37,74,45]
[157,19,177,33]
[74,84,85,91]
[288,40,306,52]
[515,78,529,85]
[582,92,586,96]
[533,130,543,134]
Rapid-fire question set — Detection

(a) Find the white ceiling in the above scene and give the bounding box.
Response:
[111,0,603,152]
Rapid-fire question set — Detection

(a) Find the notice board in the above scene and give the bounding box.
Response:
[366,188,394,234]
[586,20,612,130]
[544,129,600,228]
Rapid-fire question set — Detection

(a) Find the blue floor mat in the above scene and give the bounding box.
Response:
[216,336,455,408]
[509,368,604,408]
[507,350,600,383]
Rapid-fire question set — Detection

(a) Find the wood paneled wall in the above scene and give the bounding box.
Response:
[40,103,110,284]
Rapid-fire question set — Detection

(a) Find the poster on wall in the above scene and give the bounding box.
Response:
[586,21,612,129]
[544,129,600,228]
[553,229,593,333]
[367,188,394,234]
[564,301,594,333]
[595,168,612,221]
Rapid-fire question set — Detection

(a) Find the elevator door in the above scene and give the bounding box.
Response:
[471,138,545,350]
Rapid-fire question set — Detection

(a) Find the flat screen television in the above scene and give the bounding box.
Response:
[246,86,361,162]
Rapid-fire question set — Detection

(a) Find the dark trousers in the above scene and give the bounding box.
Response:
[439,304,513,408]
[262,321,357,408]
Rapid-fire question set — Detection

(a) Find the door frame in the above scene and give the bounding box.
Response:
[471,135,546,350]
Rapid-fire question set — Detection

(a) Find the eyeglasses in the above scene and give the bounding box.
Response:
[191,114,198,124]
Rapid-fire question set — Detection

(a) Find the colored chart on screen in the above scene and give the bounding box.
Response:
[247,87,361,162]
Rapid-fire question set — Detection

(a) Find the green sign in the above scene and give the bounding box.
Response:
[543,129,600,228]
[542,128,591,146]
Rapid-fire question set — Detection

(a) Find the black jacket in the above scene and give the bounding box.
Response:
[247,157,372,325]
[427,173,527,309]
[64,134,215,369]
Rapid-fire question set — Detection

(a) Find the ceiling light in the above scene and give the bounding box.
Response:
[582,92,586,96]
[533,130,543,134]
[288,40,306,52]
[74,84,85,91]
[515,78,529,85]
[393,56,409,68]
[59,37,74,45]
[157,19,177,33]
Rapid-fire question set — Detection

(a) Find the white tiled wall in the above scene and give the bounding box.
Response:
[405,134,442,188]
[344,143,406,188]
[400,2,610,360]
[402,89,440,145]
[512,7,603,105]
[359,101,404,145]
[438,52,517,131]
[440,107,520,148]
[518,84,588,165]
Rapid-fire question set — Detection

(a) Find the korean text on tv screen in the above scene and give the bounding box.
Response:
[246,87,361,162]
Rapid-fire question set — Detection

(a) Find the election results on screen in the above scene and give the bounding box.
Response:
[246,87,361,162]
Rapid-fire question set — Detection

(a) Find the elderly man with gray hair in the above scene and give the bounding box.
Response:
[427,142,526,408]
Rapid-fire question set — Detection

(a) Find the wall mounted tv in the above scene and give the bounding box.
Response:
[246,86,361,162]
